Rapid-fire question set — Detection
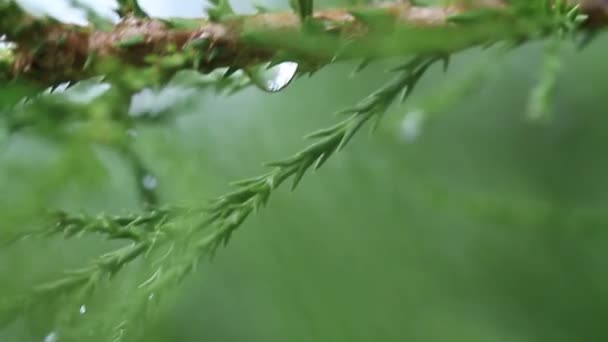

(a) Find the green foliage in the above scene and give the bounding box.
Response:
[207,0,235,21]
[526,0,587,121]
[290,0,313,19]
[0,0,605,341]
[116,0,148,17]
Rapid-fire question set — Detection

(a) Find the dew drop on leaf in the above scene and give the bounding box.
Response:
[79,304,87,315]
[44,331,59,342]
[142,174,158,190]
[247,62,298,93]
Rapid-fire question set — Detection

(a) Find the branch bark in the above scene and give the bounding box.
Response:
[0,1,605,87]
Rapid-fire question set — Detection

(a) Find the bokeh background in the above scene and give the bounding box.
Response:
[2,0,608,341]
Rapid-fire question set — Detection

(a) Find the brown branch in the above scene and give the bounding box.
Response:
[579,0,608,27]
[1,3,456,86]
[0,1,605,88]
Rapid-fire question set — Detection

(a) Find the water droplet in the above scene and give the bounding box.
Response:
[142,174,158,190]
[400,109,426,143]
[126,128,138,138]
[129,86,196,117]
[247,62,298,93]
[46,82,70,95]
[44,331,59,342]
[148,293,155,301]
[0,35,15,50]
[66,82,111,104]
[79,304,87,315]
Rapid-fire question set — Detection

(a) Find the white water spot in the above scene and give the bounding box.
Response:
[126,128,138,138]
[129,86,196,117]
[44,331,59,342]
[400,109,426,143]
[43,77,111,104]
[247,62,298,93]
[0,35,15,50]
[66,83,112,104]
[50,82,71,94]
[79,304,87,315]
[142,174,158,190]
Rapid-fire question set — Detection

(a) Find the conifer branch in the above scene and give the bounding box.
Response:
[0,0,605,339]
[0,0,601,88]
[87,55,445,341]
[0,55,440,337]
[43,209,173,242]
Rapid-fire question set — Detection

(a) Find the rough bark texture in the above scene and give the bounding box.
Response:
[0,1,606,87]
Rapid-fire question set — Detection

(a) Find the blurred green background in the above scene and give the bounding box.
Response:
[3,0,608,341]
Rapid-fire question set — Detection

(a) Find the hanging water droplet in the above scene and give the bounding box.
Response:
[44,331,59,342]
[79,304,87,315]
[400,109,426,143]
[247,62,298,93]
[142,174,158,190]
